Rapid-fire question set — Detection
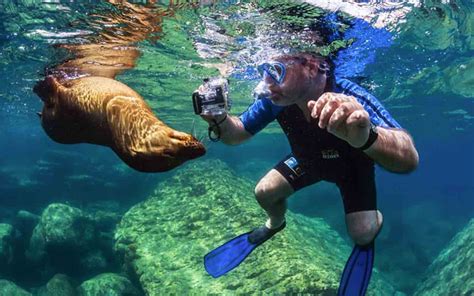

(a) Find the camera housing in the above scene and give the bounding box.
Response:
[192,78,231,115]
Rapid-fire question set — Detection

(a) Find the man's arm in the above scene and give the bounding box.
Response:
[202,113,252,145]
[364,127,419,173]
[308,93,419,174]
[201,97,282,145]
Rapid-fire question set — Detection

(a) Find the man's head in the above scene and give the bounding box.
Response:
[257,53,332,106]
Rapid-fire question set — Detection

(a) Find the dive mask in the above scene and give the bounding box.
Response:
[253,61,287,100]
[257,61,287,85]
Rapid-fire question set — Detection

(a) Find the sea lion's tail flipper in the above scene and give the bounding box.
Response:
[33,76,61,105]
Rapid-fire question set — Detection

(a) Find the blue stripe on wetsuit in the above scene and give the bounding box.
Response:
[335,77,401,129]
[239,97,284,135]
[239,78,401,135]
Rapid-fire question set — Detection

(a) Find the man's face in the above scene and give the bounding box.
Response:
[261,57,327,106]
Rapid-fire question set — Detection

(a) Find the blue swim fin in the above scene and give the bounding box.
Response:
[338,242,375,296]
[204,222,286,278]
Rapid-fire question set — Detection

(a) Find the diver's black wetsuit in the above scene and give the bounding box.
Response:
[239,77,402,213]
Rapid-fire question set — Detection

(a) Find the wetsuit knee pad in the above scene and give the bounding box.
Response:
[345,210,383,246]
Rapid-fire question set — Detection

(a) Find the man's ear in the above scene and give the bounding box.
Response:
[306,58,319,77]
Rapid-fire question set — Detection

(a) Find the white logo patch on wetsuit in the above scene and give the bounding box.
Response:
[284,157,305,178]
[322,149,340,159]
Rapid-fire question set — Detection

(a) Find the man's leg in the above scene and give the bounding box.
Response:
[203,167,295,277]
[338,210,381,296]
[345,210,383,246]
[248,155,319,243]
[337,158,379,295]
[254,168,294,229]
[203,155,318,277]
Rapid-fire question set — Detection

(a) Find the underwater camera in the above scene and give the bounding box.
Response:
[192,77,231,116]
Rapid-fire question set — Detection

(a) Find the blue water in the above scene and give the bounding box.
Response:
[0,1,473,294]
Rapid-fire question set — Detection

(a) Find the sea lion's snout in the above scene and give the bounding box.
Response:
[155,131,206,171]
[178,137,206,160]
[170,131,206,161]
[124,130,206,173]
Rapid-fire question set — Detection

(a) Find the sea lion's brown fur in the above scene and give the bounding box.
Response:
[34,76,205,172]
[34,1,206,172]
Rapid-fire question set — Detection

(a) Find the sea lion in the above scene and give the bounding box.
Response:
[34,76,205,172]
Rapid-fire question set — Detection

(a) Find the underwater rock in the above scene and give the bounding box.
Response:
[79,249,108,274]
[23,202,122,280]
[383,56,474,101]
[115,160,397,295]
[0,279,31,296]
[14,210,40,240]
[445,57,474,98]
[85,201,124,233]
[0,223,15,266]
[37,274,76,296]
[27,203,96,262]
[77,273,140,296]
[25,227,46,262]
[414,219,474,296]
[26,203,97,265]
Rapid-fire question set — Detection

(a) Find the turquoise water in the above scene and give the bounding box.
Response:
[0,1,473,295]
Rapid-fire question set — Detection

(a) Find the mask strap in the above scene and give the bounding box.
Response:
[318,61,330,75]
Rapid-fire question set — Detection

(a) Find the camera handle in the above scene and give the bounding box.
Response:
[208,114,228,142]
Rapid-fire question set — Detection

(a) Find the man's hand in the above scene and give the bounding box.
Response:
[308,92,371,148]
[195,82,227,125]
[200,113,227,125]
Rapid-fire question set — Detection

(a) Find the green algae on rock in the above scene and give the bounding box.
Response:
[77,273,140,296]
[79,249,109,274]
[0,279,31,296]
[0,223,15,266]
[414,219,474,296]
[115,159,396,295]
[37,274,76,296]
[27,203,97,262]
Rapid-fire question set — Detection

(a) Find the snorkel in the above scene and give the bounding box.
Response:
[253,61,287,100]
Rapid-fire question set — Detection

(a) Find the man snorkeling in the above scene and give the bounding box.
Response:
[199,52,419,295]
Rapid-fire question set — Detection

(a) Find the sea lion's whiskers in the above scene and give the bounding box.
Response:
[199,132,210,146]
[190,119,197,139]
